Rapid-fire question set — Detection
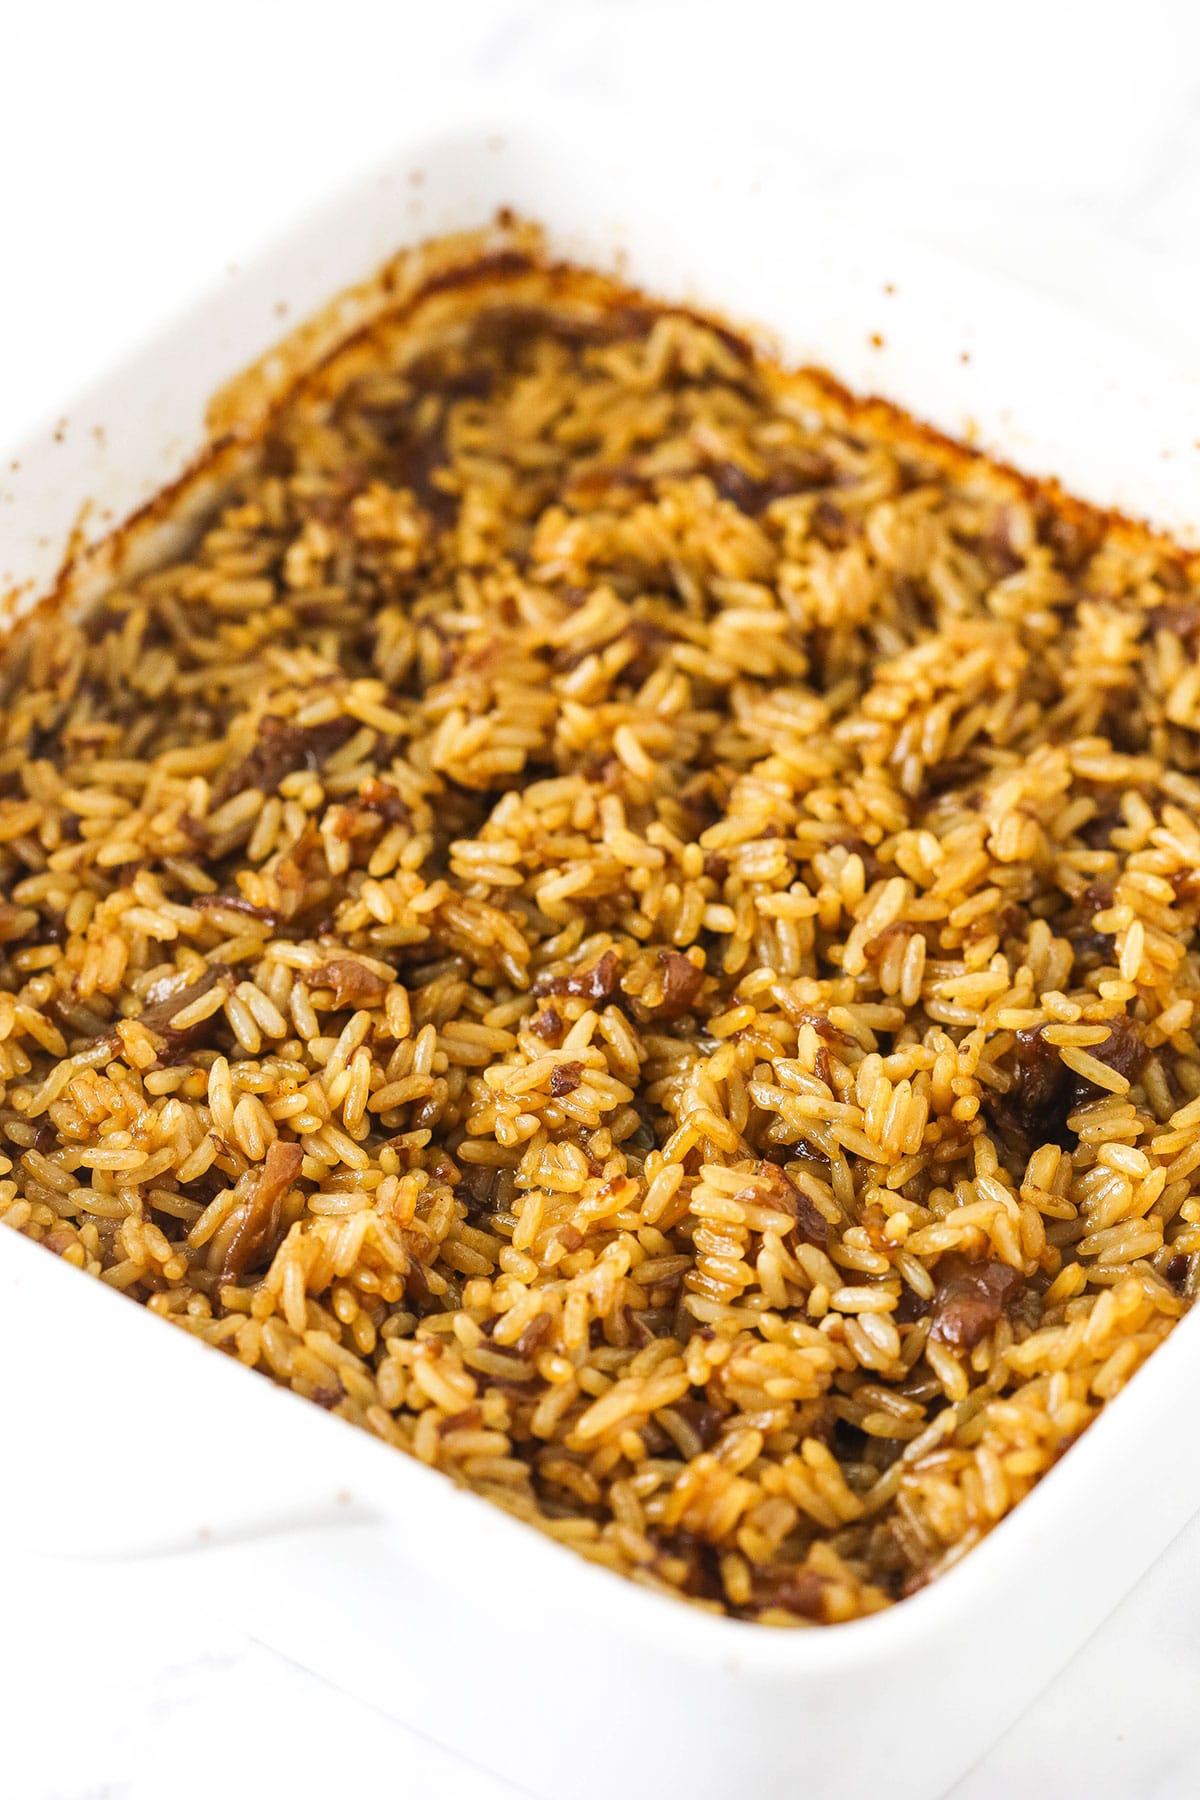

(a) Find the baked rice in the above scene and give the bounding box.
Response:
[4,231,1200,1625]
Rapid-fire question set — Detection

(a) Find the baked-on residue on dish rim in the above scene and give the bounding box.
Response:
[3,217,1200,1625]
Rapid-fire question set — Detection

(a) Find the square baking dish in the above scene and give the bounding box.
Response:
[4,88,1200,1800]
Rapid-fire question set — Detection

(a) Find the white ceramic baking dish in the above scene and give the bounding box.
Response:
[3,89,1200,1800]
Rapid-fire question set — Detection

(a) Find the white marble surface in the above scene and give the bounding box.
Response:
[4,2,1200,1794]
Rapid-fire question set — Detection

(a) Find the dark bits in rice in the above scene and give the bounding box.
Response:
[3,247,1200,1626]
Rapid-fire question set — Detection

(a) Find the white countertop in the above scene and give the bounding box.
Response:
[5,3,1200,1794]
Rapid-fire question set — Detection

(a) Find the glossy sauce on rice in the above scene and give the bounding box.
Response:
[3,241,1200,1624]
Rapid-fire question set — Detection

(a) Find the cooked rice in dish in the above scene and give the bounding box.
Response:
[5,240,1200,1625]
